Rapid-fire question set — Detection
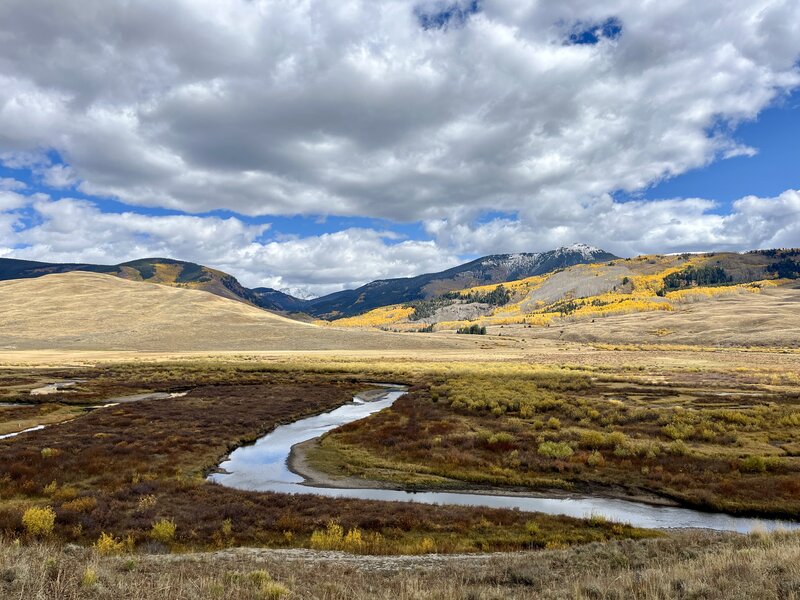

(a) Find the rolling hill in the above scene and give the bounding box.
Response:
[526,283,800,347]
[0,257,293,313]
[0,248,797,351]
[0,272,465,352]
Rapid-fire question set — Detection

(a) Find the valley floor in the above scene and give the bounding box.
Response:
[0,342,798,597]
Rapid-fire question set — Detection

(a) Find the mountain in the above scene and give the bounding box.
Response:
[328,249,800,335]
[0,245,617,319]
[3,247,797,326]
[0,257,119,279]
[251,287,309,313]
[304,244,618,318]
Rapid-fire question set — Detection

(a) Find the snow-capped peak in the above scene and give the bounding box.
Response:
[554,243,603,259]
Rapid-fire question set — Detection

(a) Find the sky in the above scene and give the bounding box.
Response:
[0,0,799,297]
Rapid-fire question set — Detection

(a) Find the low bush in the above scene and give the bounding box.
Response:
[586,451,605,467]
[538,441,574,459]
[150,518,177,544]
[95,532,126,555]
[740,456,767,473]
[61,497,97,513]
[81,567,97,587]
[22,506,55,537]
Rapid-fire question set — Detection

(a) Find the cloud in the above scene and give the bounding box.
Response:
[3,196,459,296]
[725,189,800,248]
[0,178,26,191]
[425,190,800,257]
[40,164,78,189]
[241,230,460,297]
[0,1,798,294]
[0,0,796,221]
[0,188,30,211]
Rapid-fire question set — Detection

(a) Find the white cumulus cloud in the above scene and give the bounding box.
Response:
[0,0,797,220]
[0,1,798,292]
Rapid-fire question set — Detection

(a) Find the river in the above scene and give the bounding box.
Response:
[209,387,800,533]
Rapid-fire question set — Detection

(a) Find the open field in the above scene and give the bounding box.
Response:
[0,343,798,596]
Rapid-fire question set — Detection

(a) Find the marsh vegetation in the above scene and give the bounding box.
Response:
[0,361,650,555]
[305,361,800,518]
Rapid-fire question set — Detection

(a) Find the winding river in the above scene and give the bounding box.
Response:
[210,388,800,533]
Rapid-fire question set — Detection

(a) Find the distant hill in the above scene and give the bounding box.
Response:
[251,287,309,313]
[0,245,618,319]
[0,257,119,279]
[4,248,797,325]
[0,271,462,352]
[2,249,797,349]
[0,257,304,315]
[304,244,618,318]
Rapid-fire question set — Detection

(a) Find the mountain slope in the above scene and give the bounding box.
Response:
[328,249,800,334]
[527,282,800,347]
[0,257,119,279]
[306,244,618,318]
[251,287,309,313]
[3,247,796,325]
[0,272,462,352]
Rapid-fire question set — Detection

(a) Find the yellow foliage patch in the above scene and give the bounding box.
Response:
[329,304,415,328]
[22,506,56,537]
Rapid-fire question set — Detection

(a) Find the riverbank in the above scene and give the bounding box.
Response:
[289,436,681,508]
[214,386,798,532]
[4,358,799,556]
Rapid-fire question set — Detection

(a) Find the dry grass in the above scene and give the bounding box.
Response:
[0,272,468,352]
[1,530,799,599]
[523,284,800,348]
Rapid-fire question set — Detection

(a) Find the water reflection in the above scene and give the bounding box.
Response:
[210,389,799,533]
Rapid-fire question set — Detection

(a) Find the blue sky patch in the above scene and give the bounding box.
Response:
[416,0,480,31]
[633,89,800,210]
[567,17,623,45]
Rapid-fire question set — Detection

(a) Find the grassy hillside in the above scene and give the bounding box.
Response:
[0,272,466,352]
[2,249,797,329]
[328,250,800,335]
[0,257,307,315]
